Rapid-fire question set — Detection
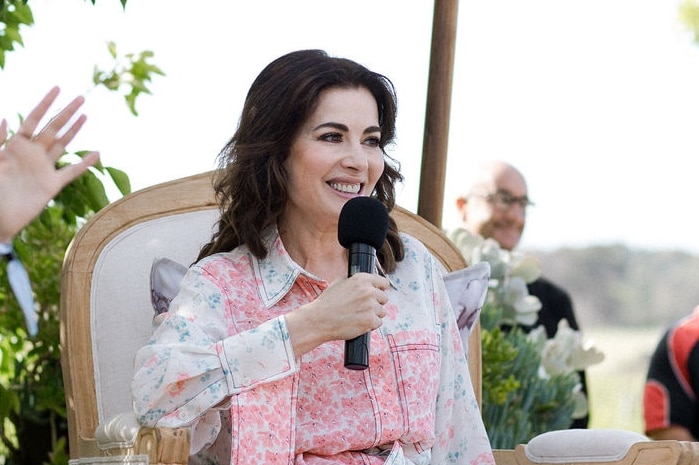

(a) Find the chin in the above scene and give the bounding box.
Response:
[495,234,521,251]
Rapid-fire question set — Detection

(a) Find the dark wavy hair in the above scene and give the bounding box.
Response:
[198,49,405,272]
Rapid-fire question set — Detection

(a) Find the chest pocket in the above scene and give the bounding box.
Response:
[387,329,440,445]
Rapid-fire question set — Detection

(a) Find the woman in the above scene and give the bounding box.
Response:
[131,49,494,465]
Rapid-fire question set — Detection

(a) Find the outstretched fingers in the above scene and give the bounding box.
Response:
[16,87,89,164]
[17,87,61,139]
[35,95,87,155]
[46,113,88,161]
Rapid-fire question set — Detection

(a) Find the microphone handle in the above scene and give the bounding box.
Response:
[344,243,376,370]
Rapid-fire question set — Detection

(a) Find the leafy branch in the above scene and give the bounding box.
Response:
[93,41,166,116]
[680,0,699,43]
[0,0,33,68]
[0,3,166,464]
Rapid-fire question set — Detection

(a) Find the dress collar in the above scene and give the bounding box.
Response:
[251,226,326,307]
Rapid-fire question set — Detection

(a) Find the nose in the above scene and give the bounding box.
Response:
[506,203,527,223]
[341,143,369,171]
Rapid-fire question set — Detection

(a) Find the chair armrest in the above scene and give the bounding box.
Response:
[136,426,190,465]
[85,412,190,465]
[95,412,142,449]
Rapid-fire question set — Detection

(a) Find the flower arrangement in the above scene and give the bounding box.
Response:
[448,228,605,449]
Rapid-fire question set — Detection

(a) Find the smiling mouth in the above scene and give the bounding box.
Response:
[329,182,361,194]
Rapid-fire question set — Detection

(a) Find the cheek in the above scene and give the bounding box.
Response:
[471,205,494,224]
[369,157,386,185]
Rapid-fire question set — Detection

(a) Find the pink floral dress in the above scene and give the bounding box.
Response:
[131,228,494,465]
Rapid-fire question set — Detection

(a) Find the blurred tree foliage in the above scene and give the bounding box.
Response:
[94,41,165,116]
[0,2,163,464]
[532,245,699,329]
[680,0,699,43]
[0,1,163,116]
[0,0,33,68]
[0,164,128,465]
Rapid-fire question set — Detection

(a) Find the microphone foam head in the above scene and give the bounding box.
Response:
[338,197,389,250]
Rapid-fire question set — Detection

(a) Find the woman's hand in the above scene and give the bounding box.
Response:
[0,87,99,243]
[285,273,390,357]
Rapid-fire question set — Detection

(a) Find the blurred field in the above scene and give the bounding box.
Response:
[584,325,666,433]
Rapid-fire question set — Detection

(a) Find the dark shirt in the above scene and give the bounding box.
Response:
[644,307,699,439]
[526,277,580,336]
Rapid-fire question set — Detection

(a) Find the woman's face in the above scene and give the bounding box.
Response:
[284,86,385,230]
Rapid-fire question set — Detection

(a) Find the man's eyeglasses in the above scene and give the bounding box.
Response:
[473,190,534,210]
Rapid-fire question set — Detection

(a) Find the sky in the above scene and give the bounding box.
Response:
[1,0,698,253]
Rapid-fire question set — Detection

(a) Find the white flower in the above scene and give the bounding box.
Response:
[540,320,605,376]
[501,275,541,326]
[449,228,547,327]
[448,228,484,265]
[449,226,606,437]
[476,238,509,281]
[527,325,548,348]
[509,253,542,284]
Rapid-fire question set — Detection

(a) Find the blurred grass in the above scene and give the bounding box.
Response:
[585,325,666,433]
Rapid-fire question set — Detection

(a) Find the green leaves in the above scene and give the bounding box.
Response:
[1,3,144,463]
[451,228,603,447]
[93,41,166,116]
[88,0,128,8]
[54,153,131,225]
[680,0,699,43]
[480,316,579,449]
[0,0,34,69]
[0,201,78,464]
[481,326,520,405]
[105,166,131,195]
[0,160,131,464]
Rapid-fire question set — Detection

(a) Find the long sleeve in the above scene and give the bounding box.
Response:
[131,263,299,449]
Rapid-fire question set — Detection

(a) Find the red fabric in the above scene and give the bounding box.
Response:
[643,380,670,431]
[668,308,699,401]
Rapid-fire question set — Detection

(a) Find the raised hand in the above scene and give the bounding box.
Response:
[0,87,99,243]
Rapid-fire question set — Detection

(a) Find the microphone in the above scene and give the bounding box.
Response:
[337,196,389,370]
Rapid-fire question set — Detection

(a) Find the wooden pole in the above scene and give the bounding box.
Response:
[417,0,459,228]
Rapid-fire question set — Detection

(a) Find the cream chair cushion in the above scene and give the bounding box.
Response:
[524,429,649,463]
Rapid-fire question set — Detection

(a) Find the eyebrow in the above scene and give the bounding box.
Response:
[495,188,528,198]
[312,122,381,134]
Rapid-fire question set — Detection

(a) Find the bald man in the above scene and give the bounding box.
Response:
[452,160,588,429]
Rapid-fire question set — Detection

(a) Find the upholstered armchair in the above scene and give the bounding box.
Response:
[59,171,481,464]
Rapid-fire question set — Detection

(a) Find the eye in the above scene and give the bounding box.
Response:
[499,193,515,204]
[318,132,343,143]
[363,136,381,147]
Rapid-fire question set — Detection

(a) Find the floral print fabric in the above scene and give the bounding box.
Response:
[131,227,494,464]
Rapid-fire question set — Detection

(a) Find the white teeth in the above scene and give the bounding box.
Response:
[330,182,360,194]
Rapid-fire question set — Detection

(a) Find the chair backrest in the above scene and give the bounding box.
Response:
[60,171,478,459]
